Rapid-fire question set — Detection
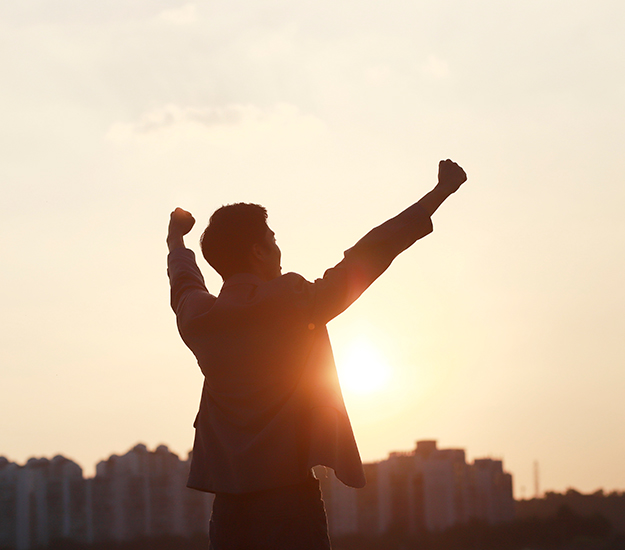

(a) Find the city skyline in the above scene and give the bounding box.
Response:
[0,439,514,549]
[1,0,625,498]
[1,439,512,483]
[0,438,596,501]
[3,441,620,550]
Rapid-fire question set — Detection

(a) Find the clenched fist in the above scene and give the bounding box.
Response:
[169,207,195,237]
[167,207,195,252]
[437,159,467,194]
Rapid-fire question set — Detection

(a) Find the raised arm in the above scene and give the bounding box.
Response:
[167,208,217,333]
[308,159,467,324]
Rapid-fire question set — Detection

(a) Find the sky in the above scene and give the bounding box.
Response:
[1,0,624,498]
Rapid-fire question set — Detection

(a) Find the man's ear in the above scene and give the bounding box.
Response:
[251,242,265,263]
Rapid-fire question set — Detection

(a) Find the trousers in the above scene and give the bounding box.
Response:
[208,474,332,550]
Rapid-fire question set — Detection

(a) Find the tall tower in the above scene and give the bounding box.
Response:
[533,461,540,498]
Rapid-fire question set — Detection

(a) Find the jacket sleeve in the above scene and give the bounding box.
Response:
[167,248,217,334]
[309,202,433,325]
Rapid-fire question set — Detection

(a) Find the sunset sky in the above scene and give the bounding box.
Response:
[1,0,624,498]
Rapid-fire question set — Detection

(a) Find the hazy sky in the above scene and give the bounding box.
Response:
[1,0,624,497]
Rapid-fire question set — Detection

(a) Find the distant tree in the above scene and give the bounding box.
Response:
[333,506,612,550]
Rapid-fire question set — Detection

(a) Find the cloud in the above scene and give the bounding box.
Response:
[105,102,327,145]
[0,1,197,26]
[107,104,245,137]
[156,3,198,26]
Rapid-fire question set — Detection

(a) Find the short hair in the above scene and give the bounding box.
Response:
[200,203,269,280]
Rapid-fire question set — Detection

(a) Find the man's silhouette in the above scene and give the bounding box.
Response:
[167,159,467,549]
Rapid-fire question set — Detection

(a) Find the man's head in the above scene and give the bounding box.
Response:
[200,203,281,281]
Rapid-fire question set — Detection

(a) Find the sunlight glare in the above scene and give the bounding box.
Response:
[337,339,391,394]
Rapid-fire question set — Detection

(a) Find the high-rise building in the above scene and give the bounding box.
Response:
[0,457,19,549]
[0,446,212,549]
[0,455,87,550]
[321,440,515,537]
[90,444,212,543]
[471,458,515,524]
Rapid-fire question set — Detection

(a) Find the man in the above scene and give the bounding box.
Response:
[167,159,467,549]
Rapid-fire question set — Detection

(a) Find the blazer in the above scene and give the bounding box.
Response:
[167,202,433,493]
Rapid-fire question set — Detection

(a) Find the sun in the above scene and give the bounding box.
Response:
[336,339,391,395]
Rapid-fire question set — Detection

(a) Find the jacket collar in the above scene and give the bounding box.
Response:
[222,273,263,288]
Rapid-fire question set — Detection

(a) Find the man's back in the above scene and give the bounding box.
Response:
[169,249,367,493]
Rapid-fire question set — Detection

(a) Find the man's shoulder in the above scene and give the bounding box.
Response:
[272,272,315,292]
[279,271,308,284]
[255,272,313,303]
